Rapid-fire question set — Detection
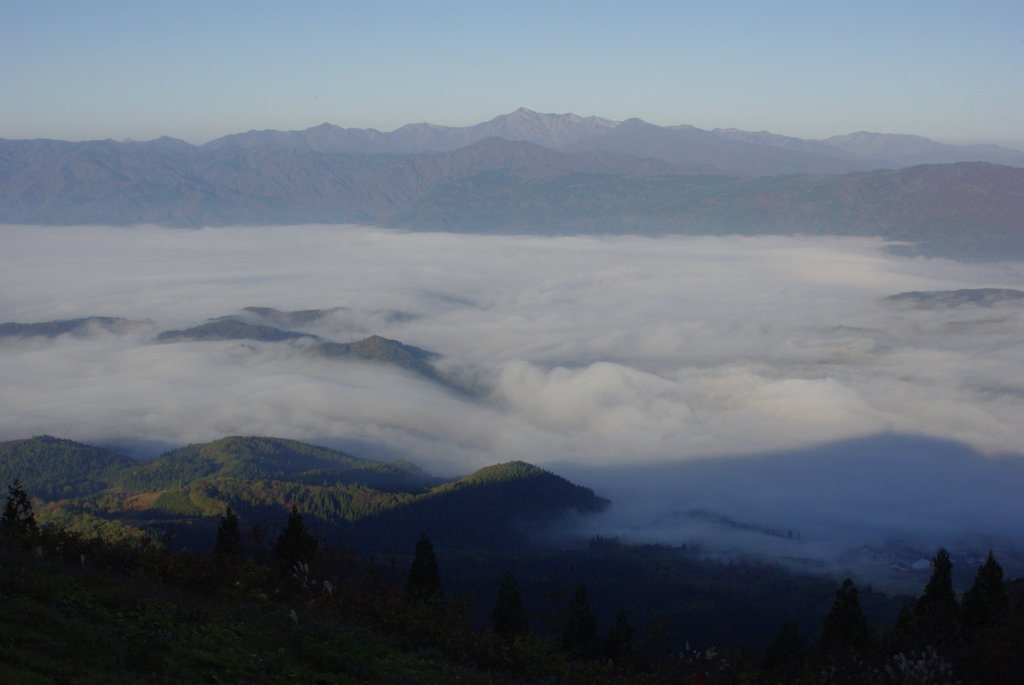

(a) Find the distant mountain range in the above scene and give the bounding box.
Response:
[2,108,1023,259]
[0,136,690,226]
[203,107,1024,173]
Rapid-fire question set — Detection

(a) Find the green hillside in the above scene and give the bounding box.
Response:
[112,436,433,491]
[0,435,135,499]
[0,435,607,553]
[349,461,609,552]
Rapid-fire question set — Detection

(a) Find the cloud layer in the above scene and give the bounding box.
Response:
[2,224,1023,565]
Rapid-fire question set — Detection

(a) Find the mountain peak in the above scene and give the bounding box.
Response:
[831,130,930,142]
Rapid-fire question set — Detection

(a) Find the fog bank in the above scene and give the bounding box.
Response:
[2,224,1023,567]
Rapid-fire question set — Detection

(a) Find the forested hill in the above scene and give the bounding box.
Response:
[0,435,608,553]
[349,461,609,551]
[0,435,135,499]
[111,436,441,492]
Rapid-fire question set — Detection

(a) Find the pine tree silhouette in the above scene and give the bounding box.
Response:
[889,547,969,653]
[273,506,318,567]
[214,506,242,556]
[819,578,869,654]
[562,583,599,659]
[405,532,442,604]
[1,480,38,540]
[763,620,804,672]
[962,551,1008,630]
[490,571,529,638]
[918,547,957,615]
[603,609,635,662]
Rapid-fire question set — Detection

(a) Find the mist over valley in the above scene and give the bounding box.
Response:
[2,224,1023,582]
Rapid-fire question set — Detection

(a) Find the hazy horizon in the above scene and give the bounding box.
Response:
[2,106,1024,152]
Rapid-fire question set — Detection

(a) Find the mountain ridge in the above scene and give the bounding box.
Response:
[388,161,1024,259]
[0,136,695,227]
[200,107,1024,172]
[202,107,624,155]
[3,109,1024,259]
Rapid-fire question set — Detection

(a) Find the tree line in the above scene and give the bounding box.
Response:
[6,479,1024,683]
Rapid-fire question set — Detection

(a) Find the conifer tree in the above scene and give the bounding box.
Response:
[762,620,804,672]
[604,609,635,662]
[1,480,38,540]
[562,583,599,659]
[917,547,957,616]
[490,571,529,638]
[273,506,318,567]
[405,532,442,604]
[909,546,961,649]
[962,551,1008,630]
[819,578,869,654]
[214,506,242,556]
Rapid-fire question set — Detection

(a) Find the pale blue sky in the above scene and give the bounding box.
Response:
[1,1,1021,146]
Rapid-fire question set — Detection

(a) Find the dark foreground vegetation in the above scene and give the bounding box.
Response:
[4,479,1024,684]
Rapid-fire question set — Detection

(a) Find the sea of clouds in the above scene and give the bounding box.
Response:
[2,224,1023,571]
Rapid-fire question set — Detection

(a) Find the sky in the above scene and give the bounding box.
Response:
[1,1,1022,147]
